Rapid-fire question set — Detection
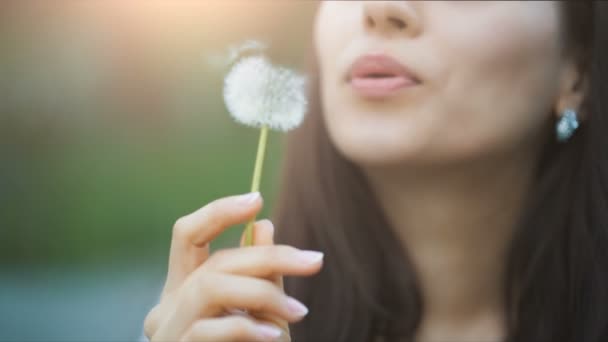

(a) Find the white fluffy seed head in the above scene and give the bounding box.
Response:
[223,55,308,132]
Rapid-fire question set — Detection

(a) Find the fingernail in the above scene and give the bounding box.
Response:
[297,250,324,264]
[264,220,275,236]
[256,323,282,340]
[286,296,309,317]
[236,192,260,205]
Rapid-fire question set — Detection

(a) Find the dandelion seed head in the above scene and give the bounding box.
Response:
[223,55,308,132]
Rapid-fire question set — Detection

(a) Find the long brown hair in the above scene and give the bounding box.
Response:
[273,2,607,341]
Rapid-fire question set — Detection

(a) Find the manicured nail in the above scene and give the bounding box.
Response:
[297,250,324,264]
[256,323,282,340]
[236,192,260,205]
[286,296,309,317]
[261,219,275,236]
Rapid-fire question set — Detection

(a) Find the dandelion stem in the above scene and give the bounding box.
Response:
[244,124,269,246]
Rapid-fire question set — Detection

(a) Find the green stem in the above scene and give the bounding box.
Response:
[243,125,269,246]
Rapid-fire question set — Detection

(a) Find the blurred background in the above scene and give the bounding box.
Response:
[0,1,317,340]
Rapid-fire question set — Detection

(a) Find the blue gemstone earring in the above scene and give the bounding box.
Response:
[556,108,579,142]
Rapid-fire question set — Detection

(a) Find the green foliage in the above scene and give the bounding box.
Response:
[0,1,316,267]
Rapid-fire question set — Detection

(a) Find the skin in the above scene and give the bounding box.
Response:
[144,1,587,342]
[315,1,585,342]
[144,192,322,342]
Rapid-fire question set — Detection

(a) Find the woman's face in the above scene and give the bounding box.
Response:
[315,1,574,166]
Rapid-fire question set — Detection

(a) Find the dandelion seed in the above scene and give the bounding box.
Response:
[223,54,308,246]
[227,40,268,65]
[205,40,268,69]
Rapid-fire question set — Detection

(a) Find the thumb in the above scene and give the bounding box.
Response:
[253,219,275,246]
[240,220,291,337]
[246,220,286,298]
[239,219,275,247]
[239,220,283,288]
[247,219,284,289]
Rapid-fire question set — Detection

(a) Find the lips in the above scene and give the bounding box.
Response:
[347,53,420,98]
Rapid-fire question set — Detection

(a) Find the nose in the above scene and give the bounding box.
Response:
[363,1,420,37]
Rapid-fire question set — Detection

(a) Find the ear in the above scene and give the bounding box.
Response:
[554,59,588,120]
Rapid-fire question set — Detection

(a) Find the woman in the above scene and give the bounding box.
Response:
[143,2,608,341]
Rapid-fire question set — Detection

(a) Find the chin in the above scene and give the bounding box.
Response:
[327,126,428,167]
[326,124,494,169]
[322,97,439,166]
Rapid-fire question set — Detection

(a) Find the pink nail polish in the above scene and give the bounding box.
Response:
[256,323,282,340]
[286,296,309,317]
[297,250,324,264]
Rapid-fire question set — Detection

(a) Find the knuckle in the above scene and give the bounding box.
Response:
[143,304,162,338]
[172,197,226,241]
[172,216,191,240]
[230,316,254,339]
[190,319,208,332]
[181,273,210,305]
[194,272,214,295]
[251,282,279,311]
[262,246,282,261]
[181,321,201,341]
[205,248,231,268]
[267,245,296,260]
[209,248,230,262]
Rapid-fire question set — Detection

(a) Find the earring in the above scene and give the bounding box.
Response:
[556,108,579,142]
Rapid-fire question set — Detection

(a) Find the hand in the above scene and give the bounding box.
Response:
[143,192,324,341]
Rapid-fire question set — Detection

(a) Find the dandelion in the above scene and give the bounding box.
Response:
[223,54,308,246]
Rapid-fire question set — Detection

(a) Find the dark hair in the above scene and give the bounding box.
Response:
[273,2,607,342]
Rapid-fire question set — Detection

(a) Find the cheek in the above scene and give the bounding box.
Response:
[314,3,359,81]
[432,6,562,154]
[314,2,565,166]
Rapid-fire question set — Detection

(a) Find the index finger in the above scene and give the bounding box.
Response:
[163,192,263,295]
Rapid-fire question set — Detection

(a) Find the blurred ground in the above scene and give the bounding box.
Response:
[0,1,317,340]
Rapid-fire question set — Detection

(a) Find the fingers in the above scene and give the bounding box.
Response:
[238,219,289,335]
[244,220,284,291]
[143,305,160,339]
[203,244,324,279]
[239,220,281,287]
[154,272,307,339]
[164,192,263,294]
[179,316,284,342]
[254,219,275,246]
[194,273,308,321]
[240,219,275,247]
